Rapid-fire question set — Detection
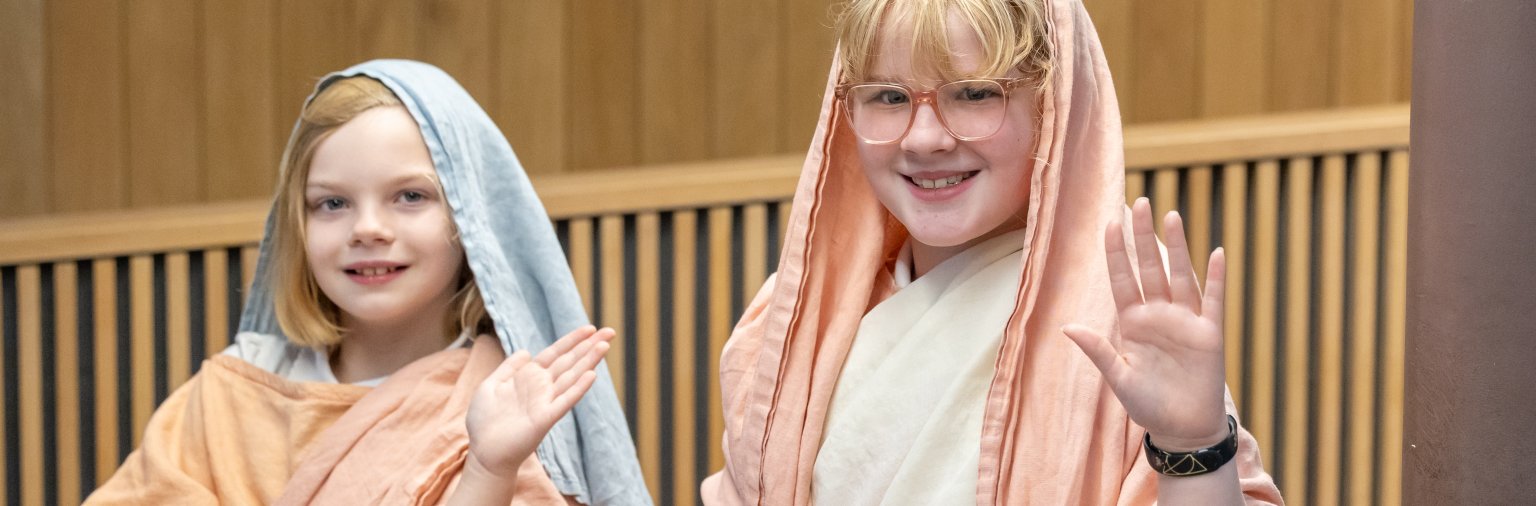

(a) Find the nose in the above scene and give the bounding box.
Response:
[900,102,957,155]
[349,205,395,246]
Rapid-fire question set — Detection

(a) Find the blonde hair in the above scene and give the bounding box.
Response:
[834,0,1052,85]
[270,76,490,348]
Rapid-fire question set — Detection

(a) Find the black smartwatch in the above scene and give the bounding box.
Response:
[1143,414,1239,476]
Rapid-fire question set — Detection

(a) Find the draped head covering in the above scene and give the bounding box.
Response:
[239,59,651,506]
[703,1,1279,504]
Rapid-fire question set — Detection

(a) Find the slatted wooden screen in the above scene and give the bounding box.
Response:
[0,105,1408,505]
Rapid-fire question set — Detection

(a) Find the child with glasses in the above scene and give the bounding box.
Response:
[703,0,1282,504]
[88,60,650,505]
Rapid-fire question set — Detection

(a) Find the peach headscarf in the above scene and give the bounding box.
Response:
[702,0,1281,504]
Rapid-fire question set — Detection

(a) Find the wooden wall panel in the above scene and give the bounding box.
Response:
[495,1,566,174]
[640,0,713,164]
[204,0,278,201]
[4,0,1419,222]
[418,0,494,105]
[1335,0,1403,106]
[0,0,49,218]
[1201,0,1269,116]
[127,0,204,207]
[1130,0,1200,122]
[568,0,639,170]
[1270,0,1335,111]
[714,0,783,156]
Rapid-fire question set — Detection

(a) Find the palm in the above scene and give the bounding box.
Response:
[465,326,612,478]
[1063,199,1228,449]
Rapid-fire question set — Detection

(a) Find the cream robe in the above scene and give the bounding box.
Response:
[814,231,1025,505]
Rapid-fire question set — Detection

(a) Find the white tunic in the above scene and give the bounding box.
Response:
[813,230,1026,505]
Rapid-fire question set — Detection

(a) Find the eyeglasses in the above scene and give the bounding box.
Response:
[835,78,1030,144]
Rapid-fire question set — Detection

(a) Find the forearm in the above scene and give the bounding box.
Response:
[1156,460,1244,505]
[447,452,518,506]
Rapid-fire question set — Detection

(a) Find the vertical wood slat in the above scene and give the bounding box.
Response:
[204,249,230,355]
[672,211,699,505]
[639,0,711,164]
[495,0,565,174]
[127,0,204,207]
[1186,166,1214,280]
[167,252,192,388]
[18,265,43,506]
[598,216,627,406]
[91,258,118,486]
[45,0,127,214]
[55,263,81,505]
[1151,168,1179,237]
[204,0,279,201]
[569,218,596,315]
[1346,152,1382,506]
[635,213,663,502]
[1220,163,1248,407]
[1314,154,1348,506]
[1248,160,1281,467]
[1201,0,1269,116]
[0,0,50,218]
[713,0,782,156]
[130,255,155,445]
[1379,150,1410,506]
[1281,157,1314,502]
[742,204,769,306]
[567,0,638,170]
[1124,170,1146,206]
[707,206,733,473]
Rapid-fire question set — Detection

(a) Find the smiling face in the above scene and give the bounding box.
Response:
[302,106,464,331]
[852,8,1039,265]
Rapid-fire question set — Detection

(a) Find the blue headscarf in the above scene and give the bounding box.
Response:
[239,59,651,505]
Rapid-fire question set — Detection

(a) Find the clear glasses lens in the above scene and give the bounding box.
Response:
[844,80,1010,143]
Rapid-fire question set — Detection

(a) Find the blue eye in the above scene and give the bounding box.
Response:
[313,197,346,211]
[873,89,910,105]
[956,86,1000,102]
[401,190,426,203]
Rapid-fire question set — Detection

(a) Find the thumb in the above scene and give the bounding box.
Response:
[1062,324,1122,379]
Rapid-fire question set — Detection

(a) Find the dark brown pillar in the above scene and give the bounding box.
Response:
[1404,1,1536,504]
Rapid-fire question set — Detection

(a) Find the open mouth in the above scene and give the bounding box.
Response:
[906,171,979,189]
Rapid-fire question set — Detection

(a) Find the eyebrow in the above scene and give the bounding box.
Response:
[304,172,440,193]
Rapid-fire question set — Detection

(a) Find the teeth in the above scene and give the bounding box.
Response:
[356,266,397,277]
[912,173,970,189]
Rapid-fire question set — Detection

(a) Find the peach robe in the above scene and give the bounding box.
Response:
[701,0,1284,504]
[86,336,566,505]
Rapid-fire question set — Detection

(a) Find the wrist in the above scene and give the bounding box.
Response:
[1148,420,1230,453]
[464,451,521,483]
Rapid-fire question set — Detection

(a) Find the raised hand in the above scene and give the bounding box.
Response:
[1062,198,1229,451]
[464,325,613,479]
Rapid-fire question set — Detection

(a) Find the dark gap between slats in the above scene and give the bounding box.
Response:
[658,212,676,506]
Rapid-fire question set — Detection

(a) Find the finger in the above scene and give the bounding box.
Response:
[1131,198,1171,303]
[1104,218,1143,311]
[1061,324,1123,382]
[1202,248,1227,329]
[552,341,609,395]
[1163,212,1203,310]
[545,338,596,381]
[535,325,598,366]
[549,371,599,417]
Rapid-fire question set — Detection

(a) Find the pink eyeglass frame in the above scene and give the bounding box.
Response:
[834,77,1032,144]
